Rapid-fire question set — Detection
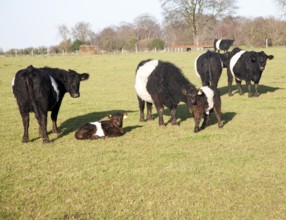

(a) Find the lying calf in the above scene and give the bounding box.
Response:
[182,86,223,132]
[75,112,127,140]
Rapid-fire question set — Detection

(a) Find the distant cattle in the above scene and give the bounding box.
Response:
[12,65,89,143]
[75,112,127,140]
[228,49,274,97]
[214,39,234,53]
[194,50,228,87]
[135,59,223,132]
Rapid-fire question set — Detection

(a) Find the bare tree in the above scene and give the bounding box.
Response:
[276,0,286,7]
[161,0,238,45]
[58,24,71,53]
[72,22,93,43]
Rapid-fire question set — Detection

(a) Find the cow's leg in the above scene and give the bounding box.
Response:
[193,110,202,133]
[254,83,260,97]
[51,106,60,134]
[39,114,49,143]
[200,113,209,130]
[246,80,253,97]
[154,103,165,126]
[138,96,145,122]
[170,105,178,126]
[146,102,153,121]
[227,69,233,96]
[21,112,30,143]
[235,79,244,95]
[36,109,49,143]
[214,106,223,129]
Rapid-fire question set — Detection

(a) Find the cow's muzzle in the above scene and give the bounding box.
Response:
[71,93,80,98]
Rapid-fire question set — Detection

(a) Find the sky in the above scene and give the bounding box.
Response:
[0,0,282,51]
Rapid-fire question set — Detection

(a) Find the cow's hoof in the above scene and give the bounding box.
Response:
[194,127,200,133]
[22,138,29,143]
[43,139,50,144]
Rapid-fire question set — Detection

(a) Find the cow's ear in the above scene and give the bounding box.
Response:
[80,73,89,81]
[268,55,274,60]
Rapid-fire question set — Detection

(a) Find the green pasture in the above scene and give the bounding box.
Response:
[0,48,285,219]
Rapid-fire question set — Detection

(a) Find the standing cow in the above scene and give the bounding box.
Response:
[194,50,227,87]
[135,59,223,132]
[228,50,274,97]
[12,65,89,143]
[214,39,234,53]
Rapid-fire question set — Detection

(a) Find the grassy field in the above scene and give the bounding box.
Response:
[0,48,285,219]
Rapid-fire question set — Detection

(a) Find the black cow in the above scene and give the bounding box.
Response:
[194,50,228,87]
[135,59,223,132]
[12,65,89,143]
[228,50,274,97]
[214,39,234,53]
[75,112,127,140]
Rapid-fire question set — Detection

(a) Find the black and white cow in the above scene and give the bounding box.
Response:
[214,38,234,53]
[227,50,274,97]
[182,86,223,132]
[194,50,227,87]
[135,59,223,132]
[12,65,89,143]
[75,112,127,140]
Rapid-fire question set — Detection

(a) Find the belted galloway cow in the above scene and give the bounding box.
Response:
[12,65,89,143]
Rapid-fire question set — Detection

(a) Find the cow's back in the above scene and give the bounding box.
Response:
[13,67,59,112]
[147,61,191,105]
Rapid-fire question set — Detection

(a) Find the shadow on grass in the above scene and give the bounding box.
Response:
[219,84,281,96]
[50,109,138,142]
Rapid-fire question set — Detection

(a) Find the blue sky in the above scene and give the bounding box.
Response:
[0,0,282,51]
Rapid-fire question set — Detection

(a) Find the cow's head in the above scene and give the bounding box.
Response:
[250,51,274,72]
[65,70,89,98]
[108,112,127,128]
[182,87,203,106]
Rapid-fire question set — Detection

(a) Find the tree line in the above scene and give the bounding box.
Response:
[3,0,286,55]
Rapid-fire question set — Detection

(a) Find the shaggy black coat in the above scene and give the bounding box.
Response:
[135,59,195,126]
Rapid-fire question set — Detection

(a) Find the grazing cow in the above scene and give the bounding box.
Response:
[214,38,234,53]
[12,65,89,143]
[135,59,223,132]
[74,113,127,140]
[182,86,223,132]
[194,50,227,87]
[228,50,274,97]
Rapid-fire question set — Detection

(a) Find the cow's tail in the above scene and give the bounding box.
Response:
[206,51,213,86]
[25,66,41,118]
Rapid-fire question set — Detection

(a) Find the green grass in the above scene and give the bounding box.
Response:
[0,48,286,219]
